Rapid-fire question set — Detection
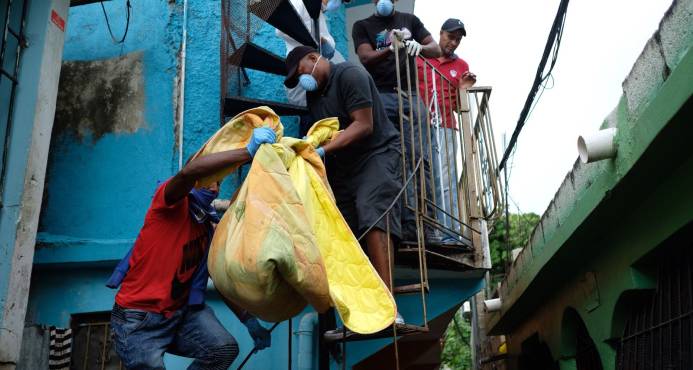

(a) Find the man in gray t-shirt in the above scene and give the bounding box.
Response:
[284,46,404,323]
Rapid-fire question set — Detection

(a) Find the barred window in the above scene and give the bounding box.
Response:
[616,226,693,370]
[0,0,28,203]
[70,312,123,370]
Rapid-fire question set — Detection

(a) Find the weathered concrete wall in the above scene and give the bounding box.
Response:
[0,0,69,367]
[486,1,693,368]
[16,326,51,370]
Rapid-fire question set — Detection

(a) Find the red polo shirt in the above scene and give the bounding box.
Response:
[416,55,470,129]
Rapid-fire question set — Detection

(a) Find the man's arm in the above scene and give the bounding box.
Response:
[356,42,392,67]
[164,149,251,205]
[352,20,395,67]
[419,35,441,58]
[220,293,272,351]
[321,107,374,154]
[458,71,477,89]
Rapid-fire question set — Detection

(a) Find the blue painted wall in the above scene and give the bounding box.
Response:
[39,1,179,246]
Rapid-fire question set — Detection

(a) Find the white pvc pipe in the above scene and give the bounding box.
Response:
[577,127,617,164]
[178,0,188,170]
[484,298,502,312]
[462,300,472,320]
[297,312,318,370]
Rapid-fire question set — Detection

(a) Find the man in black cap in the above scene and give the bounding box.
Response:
[416,18,476,240]
[284,46,405,323]
[352,0,442,244]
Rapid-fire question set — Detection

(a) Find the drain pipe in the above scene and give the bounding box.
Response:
[297,312,318,370]
[484,298,502,312]
[178,0,189,170]
[577,127,617,164]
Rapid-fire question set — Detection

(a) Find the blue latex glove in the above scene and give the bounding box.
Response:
[325,0,341,12]
[242,317,271,351]
[320,38,336,60]
[316,147,325,159]
[246,127,276,157]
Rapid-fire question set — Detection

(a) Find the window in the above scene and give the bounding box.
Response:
[70,312,123,370]
[616,228,693,370]
[0,0,28,203]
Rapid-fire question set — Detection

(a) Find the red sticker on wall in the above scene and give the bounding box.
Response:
[51,10,65,32]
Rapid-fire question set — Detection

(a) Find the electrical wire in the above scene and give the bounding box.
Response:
[100,0,132,44]
[497,0,570,173]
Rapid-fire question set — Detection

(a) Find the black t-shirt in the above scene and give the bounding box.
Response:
[352,11,431,91]
[307,62,400,170]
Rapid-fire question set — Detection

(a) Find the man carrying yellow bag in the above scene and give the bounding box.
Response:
[284,46,405,324]
[107,127,276,369]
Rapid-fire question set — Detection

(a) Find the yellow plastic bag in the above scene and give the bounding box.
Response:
[199,107,395,332]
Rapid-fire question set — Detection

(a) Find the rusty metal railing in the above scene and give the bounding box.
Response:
[323,42,505,370]
[394,49,504,251]
[359,44,504,370]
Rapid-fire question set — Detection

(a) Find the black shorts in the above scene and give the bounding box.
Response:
[328,148,402,240]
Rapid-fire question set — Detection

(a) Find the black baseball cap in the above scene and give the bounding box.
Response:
[284,46,319,88]
[441,18,466,36]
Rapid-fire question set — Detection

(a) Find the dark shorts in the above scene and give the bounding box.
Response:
[328,147,402,240]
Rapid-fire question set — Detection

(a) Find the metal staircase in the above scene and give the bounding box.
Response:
[321,48,503,369]
[221,0,323,120]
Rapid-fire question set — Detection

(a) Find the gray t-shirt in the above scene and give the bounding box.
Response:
[307,62,400,170]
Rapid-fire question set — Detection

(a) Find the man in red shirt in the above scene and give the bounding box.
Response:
[416,18,476,239]
[109,127,275,369]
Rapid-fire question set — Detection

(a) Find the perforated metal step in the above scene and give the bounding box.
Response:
[249,0,317,48]
[302,0,322,19]
[323,323,429,343]
[228,42,287,76]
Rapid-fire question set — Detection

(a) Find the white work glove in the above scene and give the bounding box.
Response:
[405,39,422,57]
[389,30,406,52]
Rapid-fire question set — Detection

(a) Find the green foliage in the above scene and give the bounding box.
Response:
[488,211,540,283]
[440,212,539,369]
[441,312,472,370]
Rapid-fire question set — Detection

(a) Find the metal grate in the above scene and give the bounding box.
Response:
[616,243,693,370]
[0,0,28,205]
[70,312,123,370]
[575,315,603,370]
